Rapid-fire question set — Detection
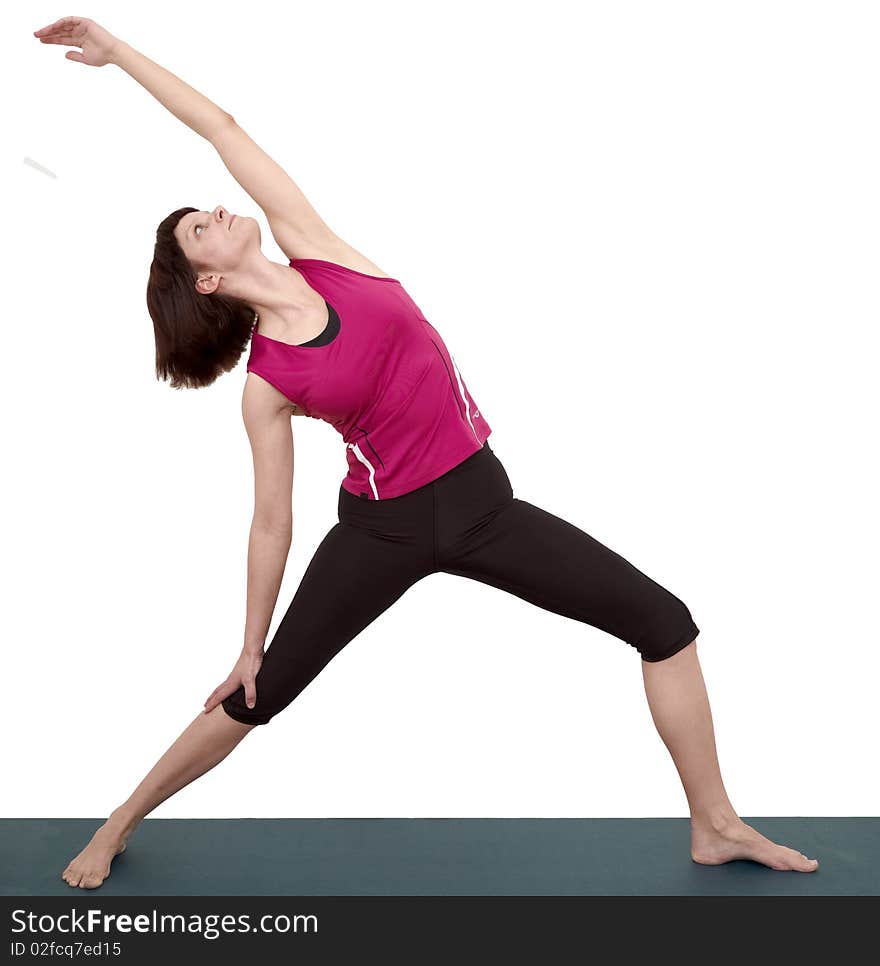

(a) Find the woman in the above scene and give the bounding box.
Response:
[34,16,818,890]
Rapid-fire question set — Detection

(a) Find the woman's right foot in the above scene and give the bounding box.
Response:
[691,815,819,872]
[61,815,130,889]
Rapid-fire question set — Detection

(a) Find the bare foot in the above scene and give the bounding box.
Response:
[61,817,130,889]
[691,816,819,872]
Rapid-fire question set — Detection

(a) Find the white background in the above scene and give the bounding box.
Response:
[3,1,877,819]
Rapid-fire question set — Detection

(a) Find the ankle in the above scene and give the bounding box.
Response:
[106,807,139,839]
[690,804,740,833]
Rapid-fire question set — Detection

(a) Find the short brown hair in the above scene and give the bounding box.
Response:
[147,206,255,389]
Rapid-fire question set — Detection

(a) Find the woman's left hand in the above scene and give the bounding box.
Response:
[203,647,265,715]
[33,16,121,68]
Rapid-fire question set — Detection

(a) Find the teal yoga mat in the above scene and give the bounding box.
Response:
[2,817,876,896]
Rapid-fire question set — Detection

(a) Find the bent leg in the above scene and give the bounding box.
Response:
[642,636,819,871]
[222,521,432,725]
[441,497,699,662]
[438,484,817,870]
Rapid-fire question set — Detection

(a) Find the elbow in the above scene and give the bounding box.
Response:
[209,111,237,142]
[252,515,292,540]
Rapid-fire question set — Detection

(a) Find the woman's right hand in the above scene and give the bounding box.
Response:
[33,16,120,68]
[203,648,264,715]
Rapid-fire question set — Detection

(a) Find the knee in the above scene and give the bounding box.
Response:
[631,596,699,663]
[221,690,273,726]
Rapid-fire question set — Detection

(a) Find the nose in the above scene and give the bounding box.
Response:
[212,205,235,233]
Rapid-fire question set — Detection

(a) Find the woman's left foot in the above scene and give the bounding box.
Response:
[691,816,819,871]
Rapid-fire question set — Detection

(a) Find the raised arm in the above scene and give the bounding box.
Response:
[207,117,391,270]
[34,19,232,141]
[103,36,323,236]
[107,34,334,249]
[33,17,391,273]
[105,37,392,271]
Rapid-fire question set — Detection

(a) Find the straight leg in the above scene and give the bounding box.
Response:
[63,517,432,889]
[62,705,256,889]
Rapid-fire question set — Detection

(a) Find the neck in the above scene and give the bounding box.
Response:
[219,251,319,330]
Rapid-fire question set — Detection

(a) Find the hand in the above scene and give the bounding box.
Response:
[33,16,120,68]
[203,647,264,714]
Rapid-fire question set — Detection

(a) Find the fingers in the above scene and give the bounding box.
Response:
[244,678,257,710]
[204,684,222,707]
[203,670,258,715]
[34,19,85,48]
[34,17,83,37]
[37,36,79,46]
[203,682,231,714]
[204,693,227,714]
[34,31,68,42]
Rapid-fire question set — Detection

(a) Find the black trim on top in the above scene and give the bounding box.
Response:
[296,300,340,347]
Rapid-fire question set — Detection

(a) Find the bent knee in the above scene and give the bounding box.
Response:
[221,692,274,726]
[630,598,699,663]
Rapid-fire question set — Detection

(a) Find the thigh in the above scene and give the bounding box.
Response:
[222,521,431,725]
[441,497,699,662]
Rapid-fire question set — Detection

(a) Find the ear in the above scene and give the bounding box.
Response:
[195,273,221,296]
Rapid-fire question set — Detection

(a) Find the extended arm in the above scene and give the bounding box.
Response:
[241,373,293,651]
[109,39,232,143]
[200,376,294,714]
[34,18,392,271]
[108,40,320,231]
[109,38,391,271]
[240,375,295,655]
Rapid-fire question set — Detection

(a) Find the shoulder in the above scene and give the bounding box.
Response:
[243,370,303,420]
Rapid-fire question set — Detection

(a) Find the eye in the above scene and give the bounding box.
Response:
[194,224,204,237]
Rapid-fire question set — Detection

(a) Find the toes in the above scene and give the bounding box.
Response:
[791,848,819,871]
[773,849,819,872]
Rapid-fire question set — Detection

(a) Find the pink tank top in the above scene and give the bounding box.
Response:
[246,258,492,500]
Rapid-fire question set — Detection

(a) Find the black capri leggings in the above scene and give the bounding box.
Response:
[222,441,700,725]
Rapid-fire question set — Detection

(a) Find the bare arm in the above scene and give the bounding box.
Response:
[106,36,388,269]
[108,38,231,141]
[107,37,390,269]
[35,18,229,139]
[207,117,393,273]
[109,38,391,270]
[34,17,392,274]
[200,375,295,714]
[241,375,295,654]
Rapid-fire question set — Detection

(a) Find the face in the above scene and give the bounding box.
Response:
[174,205,260,295]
